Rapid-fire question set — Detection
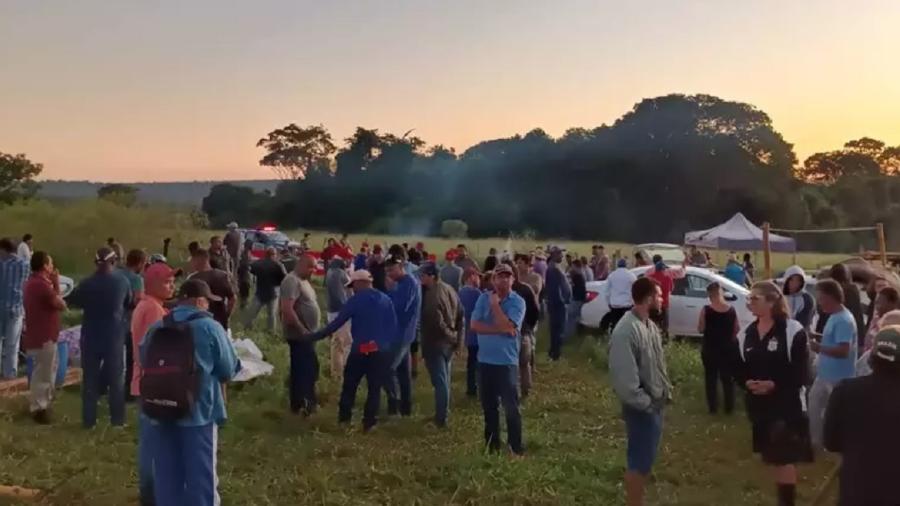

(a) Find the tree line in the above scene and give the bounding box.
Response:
[200,94,900,252]
[4,93,899,252]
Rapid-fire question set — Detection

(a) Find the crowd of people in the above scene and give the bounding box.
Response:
[1,231,899,505]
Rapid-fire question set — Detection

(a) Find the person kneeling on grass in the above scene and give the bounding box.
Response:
[304,270,398,431]
[139,279,241,506]
[417,263,464,428]
[470,264,526,455]
[609,277,672,506]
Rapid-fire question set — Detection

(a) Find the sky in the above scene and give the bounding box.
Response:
[2,0,899,182]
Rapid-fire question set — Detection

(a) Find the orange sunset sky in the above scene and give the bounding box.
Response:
[2,1,899,182]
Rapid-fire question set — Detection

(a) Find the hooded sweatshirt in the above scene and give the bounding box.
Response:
[783,265,816,329]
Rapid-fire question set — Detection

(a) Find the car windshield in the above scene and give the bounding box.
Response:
[262,231,290,244]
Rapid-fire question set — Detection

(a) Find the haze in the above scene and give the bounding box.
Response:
[2,0,898,182]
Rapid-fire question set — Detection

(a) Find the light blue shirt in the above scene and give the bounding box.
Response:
[473,291,526,366]
[818,307,857,382]
[723,262,746,286]
[141,305,241,427]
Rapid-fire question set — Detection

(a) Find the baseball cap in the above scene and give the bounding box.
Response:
[493,264,514,277]
[873,326,900,364]
[548,245,564,255]
[95,247,117,264]
[346,269,373,287]
[144,263,176,284]
[617,258,628,268]
[417,262,439,277]
[385,254,405,267]
[226,222,238,229]
[177,279,222,302]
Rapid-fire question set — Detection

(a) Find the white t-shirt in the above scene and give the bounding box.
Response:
[605,267,638,309]
[17,242,31,262]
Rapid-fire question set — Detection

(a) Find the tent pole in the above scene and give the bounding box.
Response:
[763,222,772,280]
[877,222,887,267]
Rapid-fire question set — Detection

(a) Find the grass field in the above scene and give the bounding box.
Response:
[0,293,839,505]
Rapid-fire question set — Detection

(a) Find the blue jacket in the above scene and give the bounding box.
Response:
[544,262,572,308]
[389,273,421,346]
[310,288,398,352]
[140,305,241,427]
[69,270,133,345]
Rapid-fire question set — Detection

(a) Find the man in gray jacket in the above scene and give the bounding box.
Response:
[608,276,672,506]
[418,263,464,427]
[325,258,352,381]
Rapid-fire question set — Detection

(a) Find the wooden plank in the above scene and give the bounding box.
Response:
[0,368,82,398]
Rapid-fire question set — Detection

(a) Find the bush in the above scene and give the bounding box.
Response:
[0,199,203,274]
[440,219,468,238]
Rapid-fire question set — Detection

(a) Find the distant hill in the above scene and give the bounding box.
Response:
[38,180,280,207]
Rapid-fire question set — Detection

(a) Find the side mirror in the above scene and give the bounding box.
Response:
[724,292,738,302]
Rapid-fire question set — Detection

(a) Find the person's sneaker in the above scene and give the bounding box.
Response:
[32,409,51,425]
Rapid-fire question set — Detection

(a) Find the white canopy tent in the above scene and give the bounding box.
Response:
[684,213,796,253]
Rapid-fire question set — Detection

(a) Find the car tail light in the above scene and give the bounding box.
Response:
[585,290,599,303]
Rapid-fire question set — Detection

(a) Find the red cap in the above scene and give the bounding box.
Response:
[144,263,176,284]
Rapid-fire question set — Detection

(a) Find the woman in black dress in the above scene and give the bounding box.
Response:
[697,282,739,414]
[735,281,812,506]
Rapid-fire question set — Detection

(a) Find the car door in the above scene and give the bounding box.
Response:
[669,274,711,336]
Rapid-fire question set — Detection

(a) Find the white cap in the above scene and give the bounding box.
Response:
[346,269,373,287]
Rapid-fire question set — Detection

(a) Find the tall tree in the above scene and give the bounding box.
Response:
[256,124,336,180]
[0,152,42,205]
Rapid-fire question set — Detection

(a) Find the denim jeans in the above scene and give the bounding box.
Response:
[147,422,220,506]
[547,304,566,360]
[466,345,479,396]
[0,310,24,379]
[424,345,453,426]
[138,414,155,506]
[808,377,837,449]
[564,301,584,340]
[81,335,126,428]
[288,340,319,414]
[244,296,278,331]
[383,343,412,416]
[479,363,523,454]
[340,351,391,429]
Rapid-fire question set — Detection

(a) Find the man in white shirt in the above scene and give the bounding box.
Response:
[602,259,637,334]
[17,234,33,262]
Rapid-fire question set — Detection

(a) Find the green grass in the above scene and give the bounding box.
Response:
[0,314,838,505]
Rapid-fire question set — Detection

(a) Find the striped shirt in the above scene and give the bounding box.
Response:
[0,255,30,313]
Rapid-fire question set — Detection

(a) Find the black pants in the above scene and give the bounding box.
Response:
[466,345,479,396]
[289,341,319,414]
[479,363,523,454]
[340,351,391,429]
[602,306,632,334]
[702,351,734,414]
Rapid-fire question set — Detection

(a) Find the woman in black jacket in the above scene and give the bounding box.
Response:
[735,281,813,506]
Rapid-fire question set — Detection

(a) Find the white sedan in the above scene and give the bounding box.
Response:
[580,266,755,337]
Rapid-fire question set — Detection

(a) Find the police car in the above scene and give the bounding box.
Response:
[239,225,293,260]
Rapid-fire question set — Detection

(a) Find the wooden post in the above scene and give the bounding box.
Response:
[877,222,887,267]
[763,222,772,280]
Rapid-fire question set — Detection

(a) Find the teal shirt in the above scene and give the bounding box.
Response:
[140,305,241,427]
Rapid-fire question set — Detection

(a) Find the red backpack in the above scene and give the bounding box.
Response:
[140,313,205,421]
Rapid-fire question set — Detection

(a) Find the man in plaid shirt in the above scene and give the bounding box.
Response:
[0,238,30,379]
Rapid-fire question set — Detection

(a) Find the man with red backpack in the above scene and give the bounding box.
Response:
[139,279,241,506]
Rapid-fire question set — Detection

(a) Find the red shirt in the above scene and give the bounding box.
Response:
[22,274,63,350]
[647,269,675,309]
